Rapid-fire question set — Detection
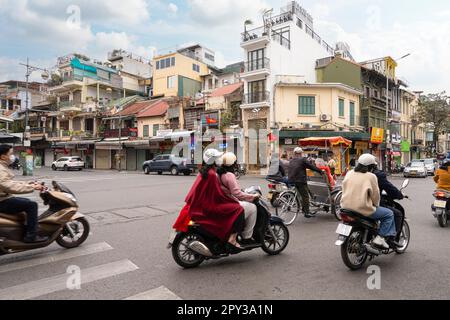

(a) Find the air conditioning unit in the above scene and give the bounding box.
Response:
[303,123,312,129]
[320,114,331,122]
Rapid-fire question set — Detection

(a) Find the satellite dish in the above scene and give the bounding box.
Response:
[41,71,49,80]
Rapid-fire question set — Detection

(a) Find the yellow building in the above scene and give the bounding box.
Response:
[152,52,209,98]
[136,100,169,138]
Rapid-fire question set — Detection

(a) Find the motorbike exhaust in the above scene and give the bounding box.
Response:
[188,241,213,258]
[364,243,381,256]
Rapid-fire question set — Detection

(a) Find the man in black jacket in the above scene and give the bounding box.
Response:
[289,147,324,218]
[373,167,404,237]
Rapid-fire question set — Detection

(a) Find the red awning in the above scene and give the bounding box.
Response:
[298,136,352,147]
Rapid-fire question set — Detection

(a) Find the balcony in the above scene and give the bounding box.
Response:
[241,91,270,108]
[59,101,82,112]
[29,127,46,136]
[241,58,271,80]
[101,127,138,139]
[241,27,270,49]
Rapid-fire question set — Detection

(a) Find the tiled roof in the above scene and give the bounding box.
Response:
[209,82,243,98]
[115,100,156,117]
[137,100,169,118]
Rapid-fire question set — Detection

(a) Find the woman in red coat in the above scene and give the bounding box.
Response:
[173,149,245,250]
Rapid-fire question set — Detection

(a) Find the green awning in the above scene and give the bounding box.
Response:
[279,130,370,141]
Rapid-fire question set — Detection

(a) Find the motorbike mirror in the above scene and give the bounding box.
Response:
[401,179,410,190]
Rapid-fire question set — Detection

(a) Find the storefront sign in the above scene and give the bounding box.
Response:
[284,138,293,145]
[354,141,368,150]
[400,140,411,152]
[370,128,384,144]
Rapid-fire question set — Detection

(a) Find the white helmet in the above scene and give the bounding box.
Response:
[358,154,377,166]
[294,147,304,155]
[218,152,237,167]
[203,149,224,165]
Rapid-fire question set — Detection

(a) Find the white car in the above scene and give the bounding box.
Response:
[52,156,85,171]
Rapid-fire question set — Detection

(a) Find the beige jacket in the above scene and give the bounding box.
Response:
[341,170,380,217]
[0,160,35,202]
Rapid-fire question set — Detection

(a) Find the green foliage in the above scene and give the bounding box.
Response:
[417,92,450,135]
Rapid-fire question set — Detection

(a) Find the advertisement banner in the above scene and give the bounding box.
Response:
[370,128,384,144]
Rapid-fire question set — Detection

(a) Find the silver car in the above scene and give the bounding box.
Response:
[404,162,427,178]
[412,159,438,176]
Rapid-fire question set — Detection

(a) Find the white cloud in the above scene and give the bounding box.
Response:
[168,3,178,14]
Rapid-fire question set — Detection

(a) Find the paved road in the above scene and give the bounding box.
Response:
[1,169,449,300]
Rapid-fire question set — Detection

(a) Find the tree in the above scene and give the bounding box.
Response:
[416,92,450,155]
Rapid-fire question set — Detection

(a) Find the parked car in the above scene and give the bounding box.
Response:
[52,156,85,171]
[142,154,194,176]
[404,162,427,178]
[412,158,438,175]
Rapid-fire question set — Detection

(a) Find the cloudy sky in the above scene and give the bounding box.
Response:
[1,0,449,93]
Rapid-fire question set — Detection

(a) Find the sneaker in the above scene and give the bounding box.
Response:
[304,212,316,219]
[372,236,389,249]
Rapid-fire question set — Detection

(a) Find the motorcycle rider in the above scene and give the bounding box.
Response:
[289,147,324,218]
[433,159,450,191]
[0,145,48,243]
[372,162,405,241]
[217,152,259,246]
[341,154,396,249]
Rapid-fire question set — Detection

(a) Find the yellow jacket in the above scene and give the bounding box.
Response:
[434,168,450,191]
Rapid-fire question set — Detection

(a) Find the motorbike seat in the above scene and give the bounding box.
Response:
[341,209,377,225]
[0,212,27,223]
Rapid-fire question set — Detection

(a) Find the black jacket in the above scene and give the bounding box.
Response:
[373,169,404,200]
[289,157,322,184]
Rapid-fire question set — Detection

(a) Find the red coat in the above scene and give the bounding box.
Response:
[173,169,244,241]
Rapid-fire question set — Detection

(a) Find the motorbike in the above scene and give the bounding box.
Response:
[234,164,247,180]
[272,172,343,225]
[266,178,289,207]
[431,190,450,227]
[335,179,411,270]
[0,181,90,255]
[168,186,290,269]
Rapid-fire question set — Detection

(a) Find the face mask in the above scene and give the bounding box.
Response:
[9,155,16,164]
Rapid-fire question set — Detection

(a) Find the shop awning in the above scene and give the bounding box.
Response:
[298,136,352,147]
[123,140,150,147]
[280,130,370,141]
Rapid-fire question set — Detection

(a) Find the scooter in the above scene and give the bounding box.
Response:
[0,181,90,255]
[168,186,290,269]
[335,179,411,270]
[432,190,450,227]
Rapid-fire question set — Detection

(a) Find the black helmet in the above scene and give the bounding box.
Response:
[441,159,450,168]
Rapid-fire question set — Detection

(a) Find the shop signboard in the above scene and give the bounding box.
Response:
[370,128,384,144]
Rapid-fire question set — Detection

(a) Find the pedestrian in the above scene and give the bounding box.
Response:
[328,155,337,177]
[289,147,324,218]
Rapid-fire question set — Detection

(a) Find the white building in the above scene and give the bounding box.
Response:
[239,1,335,168]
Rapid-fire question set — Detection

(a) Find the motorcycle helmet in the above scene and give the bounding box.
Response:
[441,158,450,168]
[294,147,304,155]
[203,149,224,166]
[357,154,377,167]
[218,152,237,167]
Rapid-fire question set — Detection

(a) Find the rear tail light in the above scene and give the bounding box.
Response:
[268,184,276,189]
[435,191,446,198]
[340,214,356,223]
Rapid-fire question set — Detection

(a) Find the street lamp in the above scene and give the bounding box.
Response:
[384,53,411,173]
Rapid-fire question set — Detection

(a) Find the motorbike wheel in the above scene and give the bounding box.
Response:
[395,220,411,254]
[332,192,343,221]
[275,191,299,226]
[270,195,279,207]
[172,233,205,269]
[437,210,448,228]
[341,229,368,271]
[261,222,289,255]
[56,218,90,249]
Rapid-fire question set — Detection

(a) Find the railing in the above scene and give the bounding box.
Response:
[264,12,294,28]
[59,101,82,111]
[322,41,334,55]
[101,127,138,138]
[275,75,305,84]
[241,27,268,43]
[29,127,46,135]
[244,58,270,72]
[243,91,270,105]
[316,57,334,68]
[62,74,84,82]
[271,32,291,49]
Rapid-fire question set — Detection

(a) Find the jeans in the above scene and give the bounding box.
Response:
[0,197,38,236]
[295,183,310,215]
[371,206,396,238]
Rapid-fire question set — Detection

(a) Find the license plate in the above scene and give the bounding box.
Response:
[410,171,416,175]
[336,223,352,237]
[267,193,273,200]
[434,200,447,209]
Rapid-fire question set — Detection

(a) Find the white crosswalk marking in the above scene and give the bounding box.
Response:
[0,259,139,300]
[124,286,182,300]
[0,242,113,274]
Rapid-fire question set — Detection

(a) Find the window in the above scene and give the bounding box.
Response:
[350,102,355,126]
[162,155,170,160]
[193,64,200,72]
[339,99,345,117]
[248,49,266,71]
[156,61,160,70]
[160,59,166,69]
[170,57,175,67]
[298,96,315,115]
[205,52,215,62]
[153,124,159,136]
[296,18,303,29]
[374,90,378,98]
[165,58,171,67]
[143,125,149,137]
[365,87,370,97]
[167,76,176,89]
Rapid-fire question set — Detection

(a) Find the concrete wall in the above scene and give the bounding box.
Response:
[275,85,360,127]
[138,116,166,138]
[316,58,362,90]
